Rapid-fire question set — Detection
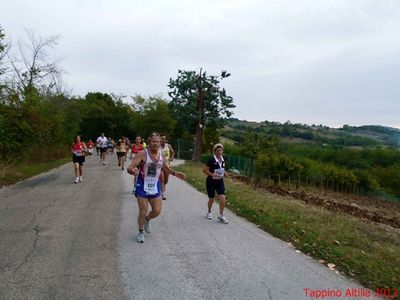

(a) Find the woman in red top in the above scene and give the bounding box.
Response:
[86,139,95,156]
[130,136,144,159]
[130,136,144,193]
[72,135,87,184]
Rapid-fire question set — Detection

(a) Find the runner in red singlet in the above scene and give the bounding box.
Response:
[86,139,94,156]
[71,135,87,183]
[130,136,144,193]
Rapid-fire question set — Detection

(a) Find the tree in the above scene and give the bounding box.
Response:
[0,26,8,76]
[168,69,235,161]
[241,131,279,176]
[372,164,400,197]
[79,92,136,140]
[203,127,220,153]
[131,94,176,138]
[0,26,10,99]
[6,29,63,98]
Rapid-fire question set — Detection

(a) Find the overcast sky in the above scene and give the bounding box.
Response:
[2,0,400,128]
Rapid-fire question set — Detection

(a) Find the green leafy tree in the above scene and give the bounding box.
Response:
[372,164,400,196]
[353,169,379,193]
[131,94,176,138]
[168,69,235,161]
[79,92,135,140]
[241,131,279,176]
[256,152,280,183]
[203,127,220,153]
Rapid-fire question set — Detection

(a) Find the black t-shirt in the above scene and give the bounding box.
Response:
[206,156,225,179]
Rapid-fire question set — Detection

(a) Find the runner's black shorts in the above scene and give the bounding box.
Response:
[117,152,126,158]
[100,147,107,153]
[72,155,85,165]
[206,177,225,198]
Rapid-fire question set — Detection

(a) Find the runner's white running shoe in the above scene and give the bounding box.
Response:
[218,215,229,224]
[79,176,83,182]
[74,177,79,184]
[136,232,144,243]
[207,212,212,220]
[144,220,151,233]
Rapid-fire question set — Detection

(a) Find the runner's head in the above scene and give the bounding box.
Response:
[135,136,142,144]
[213,143,224,156]
[148,132,161,152]
[161,135,167,146]
[74,135,81,143]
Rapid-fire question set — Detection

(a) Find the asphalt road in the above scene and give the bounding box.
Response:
[0,154,371,300]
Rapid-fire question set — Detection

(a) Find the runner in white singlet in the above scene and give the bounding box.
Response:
[160,135,175,200]
[127,132,186,243]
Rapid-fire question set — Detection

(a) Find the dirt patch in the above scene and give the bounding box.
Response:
[229,174,400,228]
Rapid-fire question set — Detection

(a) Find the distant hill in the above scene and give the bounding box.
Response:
[221,118,400,147]
[339,125,400,146]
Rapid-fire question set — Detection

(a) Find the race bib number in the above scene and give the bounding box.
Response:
[144,177,158,195]
[73,150,83,156]
[213,168,224,179]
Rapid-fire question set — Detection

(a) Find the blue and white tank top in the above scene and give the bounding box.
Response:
[140,149,164,195]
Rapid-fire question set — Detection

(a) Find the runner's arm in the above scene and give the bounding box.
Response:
[127,150,145,175]
[203,165,214,177]
[162,162,186,180]
[169,144,175,161]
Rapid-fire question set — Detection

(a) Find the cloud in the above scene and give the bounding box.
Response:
[1,0,400,127]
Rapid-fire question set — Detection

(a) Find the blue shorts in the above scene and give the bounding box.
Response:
[135,176,161,199]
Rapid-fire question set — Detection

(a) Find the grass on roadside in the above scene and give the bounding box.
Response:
[175,161,400,293]
[0,157,70,188]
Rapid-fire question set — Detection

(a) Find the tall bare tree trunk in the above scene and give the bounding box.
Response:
[193,123,202,162]
[192,69,204,162]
